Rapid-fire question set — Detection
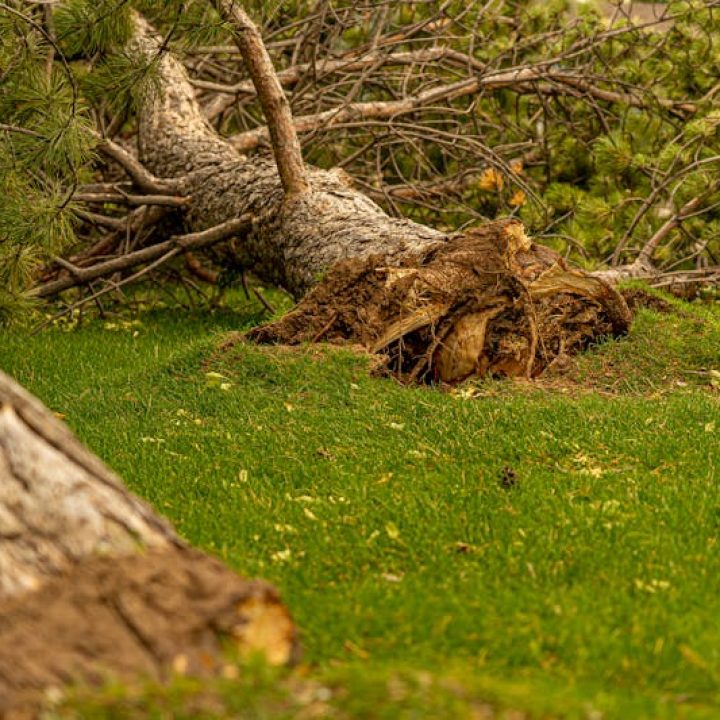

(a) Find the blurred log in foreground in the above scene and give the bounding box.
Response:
[0,370,297,714]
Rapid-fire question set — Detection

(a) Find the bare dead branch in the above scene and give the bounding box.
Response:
[252,286,276,315]
[74,208,132,231]
[229,66,694,152]
[185,252,219,283]
[199,47,486,120]
[73,192,189,207]
[31,216,252,298]
[95,135,187,195]
[637,195,705,267]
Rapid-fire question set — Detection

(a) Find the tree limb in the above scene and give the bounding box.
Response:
[95,135,187,195]
[213,0,309,197]
[198,47,485,120]
[229,67,694,152]
[73,191,189,207]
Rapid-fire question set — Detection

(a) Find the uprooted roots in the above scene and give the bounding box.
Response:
[249,220,632,384]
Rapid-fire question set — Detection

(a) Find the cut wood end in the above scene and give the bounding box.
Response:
[233,595,298,666]
[529,264,606,298]
[0,548,299,712]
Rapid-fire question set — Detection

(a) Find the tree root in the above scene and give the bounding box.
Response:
[249,220,631,384]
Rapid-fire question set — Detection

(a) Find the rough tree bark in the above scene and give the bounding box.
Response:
[131,6,630,384]
[0,370,297,714]
[134,11,442,298]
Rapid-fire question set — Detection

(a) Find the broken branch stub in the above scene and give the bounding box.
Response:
[249,220,631,384]
[0,371,297,713]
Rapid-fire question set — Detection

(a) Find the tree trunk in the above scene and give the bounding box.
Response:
[0,370,297,714]
[131,14,630,383]
[133,14,443,298]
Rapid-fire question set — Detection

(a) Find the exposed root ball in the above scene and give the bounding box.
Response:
[249,220,631,383]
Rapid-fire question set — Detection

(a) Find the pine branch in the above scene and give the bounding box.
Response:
[213,0,309,197]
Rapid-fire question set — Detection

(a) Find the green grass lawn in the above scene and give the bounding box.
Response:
[2,292,720,718]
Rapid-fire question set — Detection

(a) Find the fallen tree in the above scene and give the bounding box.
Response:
[0,370,297,713]
[78,3,629,384]
[31,1,720,378]
[4,3,720,334]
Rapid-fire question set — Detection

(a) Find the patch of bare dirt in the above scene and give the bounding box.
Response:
[0,547,297,716]
[248,220,631,384]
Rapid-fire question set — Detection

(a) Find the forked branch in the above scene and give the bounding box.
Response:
[95,135,187,195]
